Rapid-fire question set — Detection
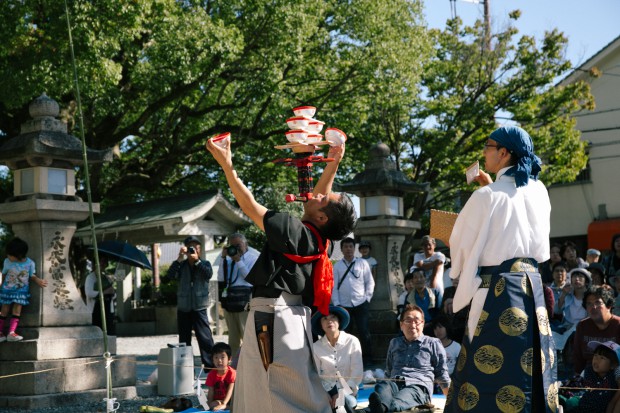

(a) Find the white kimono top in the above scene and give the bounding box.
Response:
[449,167,551,341]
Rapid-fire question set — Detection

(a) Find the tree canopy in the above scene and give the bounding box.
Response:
[0,1,593,231]
[376,15,593,222]
[0,0,430,210]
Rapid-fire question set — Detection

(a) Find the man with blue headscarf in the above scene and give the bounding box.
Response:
[445,126,557,412]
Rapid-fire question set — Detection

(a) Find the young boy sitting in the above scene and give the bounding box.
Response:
[205,342,236,411]
[560,340,620,412]
[396,272,414,317]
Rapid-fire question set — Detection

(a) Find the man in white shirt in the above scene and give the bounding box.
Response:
[331,237,375,366]
[217,233,259,357]
[410,235,445,306]
[445,126,555,412]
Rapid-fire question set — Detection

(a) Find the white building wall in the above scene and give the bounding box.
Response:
[549,38,620,239]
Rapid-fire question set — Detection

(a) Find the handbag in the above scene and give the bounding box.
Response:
[221,286,252,312]
[221,257,253,312]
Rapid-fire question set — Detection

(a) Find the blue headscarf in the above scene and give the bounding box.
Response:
[489,126,542,188]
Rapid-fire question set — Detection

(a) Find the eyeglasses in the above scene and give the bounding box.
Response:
[402,318,424,325]
[585,300,606,309]
[483,143,503,150]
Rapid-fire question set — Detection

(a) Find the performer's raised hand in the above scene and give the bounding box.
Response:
[315,142,346,196]
[205,134,267,231]
[206,136,233,171]
[327,142,345,163]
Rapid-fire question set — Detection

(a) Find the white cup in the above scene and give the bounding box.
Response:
[211,132,231,148]
[104,397,120,412]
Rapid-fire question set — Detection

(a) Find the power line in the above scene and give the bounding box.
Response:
[589,154,620,161]
[580,126,620,133]
[573,107,620,118]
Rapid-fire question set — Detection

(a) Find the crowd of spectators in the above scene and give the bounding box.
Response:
[433,236,620,413]
[378,234,620,412]
[166,232,620,412]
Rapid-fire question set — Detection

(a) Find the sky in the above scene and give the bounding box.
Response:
[423,0,620,69]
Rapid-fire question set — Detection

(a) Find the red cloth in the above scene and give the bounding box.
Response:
[205,365,236,401]
[282,223,333,315]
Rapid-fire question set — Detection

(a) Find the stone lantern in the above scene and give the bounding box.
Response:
[337,142,428,340]
[0,94,135,409]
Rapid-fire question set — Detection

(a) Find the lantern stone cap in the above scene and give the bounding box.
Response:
[0,94,113,168]
[336,142,428,196]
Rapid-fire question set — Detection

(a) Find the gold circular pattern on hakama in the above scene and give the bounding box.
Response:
[456,345,467,372]
[520,276,532,297]
[496,385,526,413]
[457,382,480,411]
[474,310,489,337]
[540,349,547,373]
[548,347,555,369]
[511,258,537,273]
[520,348,533,376]
[536,307,551,336]
[474,345,504,374]
[499,307,528,336]
[547,381,559,411]
[494,277,506,297]
[446,383,454,405]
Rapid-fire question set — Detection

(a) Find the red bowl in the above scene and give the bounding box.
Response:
[324,128,347,146]
[286,116,310,130]
[305,120,325,133]
[211,132,231,148]
[293,105,316,118]
[305,134,323,144]
[285,130,309,143]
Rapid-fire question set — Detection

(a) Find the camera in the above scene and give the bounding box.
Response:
[187,246,196,255]
[226,245,238,256]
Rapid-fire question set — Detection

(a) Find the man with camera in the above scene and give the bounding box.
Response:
[217,233,259,357]
[164,235,214,370]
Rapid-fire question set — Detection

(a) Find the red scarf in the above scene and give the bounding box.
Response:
[282,223,333,316]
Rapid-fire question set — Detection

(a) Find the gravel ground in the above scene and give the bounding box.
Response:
[2,335,227,413]
[4,395,200,413]
[4,334,426,413]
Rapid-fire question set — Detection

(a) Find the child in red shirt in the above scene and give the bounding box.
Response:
[205,342,236,411]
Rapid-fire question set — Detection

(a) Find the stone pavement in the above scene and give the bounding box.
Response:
[115,334,229,382]
[115,334,447,412]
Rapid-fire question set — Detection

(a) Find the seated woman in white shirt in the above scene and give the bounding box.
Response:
[312,306,363,413]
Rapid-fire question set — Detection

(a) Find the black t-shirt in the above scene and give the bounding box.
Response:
[245,211,333,306]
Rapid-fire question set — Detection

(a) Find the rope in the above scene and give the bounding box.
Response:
[0,356,611,394]
[0,360,100,379]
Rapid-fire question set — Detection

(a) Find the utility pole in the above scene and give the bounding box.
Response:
[448,0,491,49]
[483,0,491,50]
